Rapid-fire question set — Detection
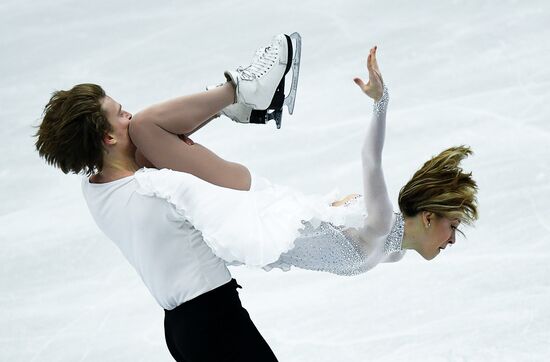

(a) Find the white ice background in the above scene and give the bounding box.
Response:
[1,0,549,361]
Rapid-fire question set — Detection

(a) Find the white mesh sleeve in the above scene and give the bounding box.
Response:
[361,85,393,233]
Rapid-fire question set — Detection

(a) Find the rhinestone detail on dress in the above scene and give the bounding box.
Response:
[270,220,369,276]
[384,212,405,255]
[373,84,389,115]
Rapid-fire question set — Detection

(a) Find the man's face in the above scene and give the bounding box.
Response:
[100,96,134,151]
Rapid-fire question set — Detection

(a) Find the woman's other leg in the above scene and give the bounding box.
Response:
[330,193,362,207]
[130,83,252,191]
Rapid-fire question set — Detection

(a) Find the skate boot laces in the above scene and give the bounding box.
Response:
[237,44,280,81]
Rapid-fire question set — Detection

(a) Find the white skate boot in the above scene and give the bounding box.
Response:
[207,83,282,126]
[217,32,302,128]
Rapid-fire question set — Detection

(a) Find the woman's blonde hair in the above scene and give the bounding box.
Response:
[398,145,479,233]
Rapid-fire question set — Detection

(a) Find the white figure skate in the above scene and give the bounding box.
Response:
[220,32,301,129]
[206,84,277,125]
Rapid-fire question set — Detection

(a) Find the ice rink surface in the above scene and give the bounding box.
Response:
[1,0,549,361]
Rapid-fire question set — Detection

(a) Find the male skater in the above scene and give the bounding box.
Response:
[34,33,298,361]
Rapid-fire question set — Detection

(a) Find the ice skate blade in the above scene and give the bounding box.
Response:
[283,32,301,115]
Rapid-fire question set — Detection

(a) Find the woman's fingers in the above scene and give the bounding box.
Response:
[353,77,366,88]
[368,46,379,73]
[372,46,381,73]
[367,53,373,71]
[353,77,369,92]
[369,46,383,84]
[355,46,383,95]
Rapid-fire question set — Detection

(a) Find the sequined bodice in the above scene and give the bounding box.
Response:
[266,212,406,276]
[385,212,405,254]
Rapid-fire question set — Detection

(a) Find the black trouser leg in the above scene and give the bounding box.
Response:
[164,279,278,362]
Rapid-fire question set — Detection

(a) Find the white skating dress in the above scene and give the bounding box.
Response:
[133,85,406,275]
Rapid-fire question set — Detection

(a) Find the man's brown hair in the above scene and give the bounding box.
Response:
[35,83,110,176]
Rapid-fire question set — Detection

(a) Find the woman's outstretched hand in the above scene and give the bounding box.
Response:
[353,46,384,101]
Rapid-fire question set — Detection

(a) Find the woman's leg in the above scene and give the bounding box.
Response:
[130,83,252,191]
[137,82,235,136]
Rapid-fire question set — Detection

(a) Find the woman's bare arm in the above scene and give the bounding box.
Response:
[129,83,252,191]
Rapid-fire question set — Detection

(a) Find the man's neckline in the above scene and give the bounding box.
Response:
[88,173,134,185]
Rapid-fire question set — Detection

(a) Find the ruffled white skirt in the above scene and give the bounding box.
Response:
[134,167,366,267]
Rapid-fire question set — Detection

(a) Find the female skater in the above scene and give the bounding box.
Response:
[124,44,479,274]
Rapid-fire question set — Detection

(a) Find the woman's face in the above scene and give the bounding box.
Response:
[420,213,460,260]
